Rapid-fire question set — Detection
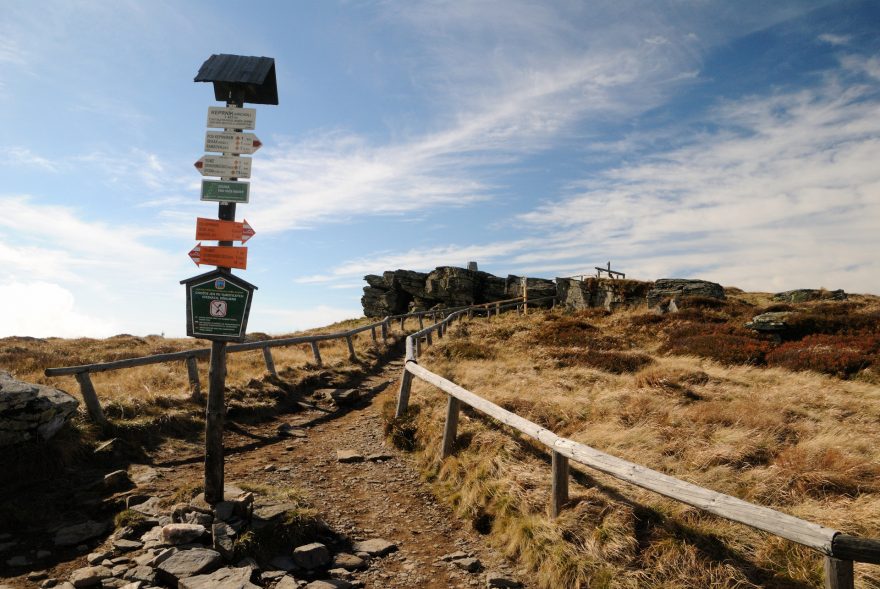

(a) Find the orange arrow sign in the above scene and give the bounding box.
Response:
[195,218,255,243]
[188,243,248,270]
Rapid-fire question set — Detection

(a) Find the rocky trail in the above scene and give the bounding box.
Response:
[2,353,531,589]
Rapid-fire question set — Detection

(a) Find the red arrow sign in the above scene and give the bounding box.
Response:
[188,243,248,270]
[195,218,255,243]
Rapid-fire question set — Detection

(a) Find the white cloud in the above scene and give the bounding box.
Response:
[0,281,119,338]
[818,33,850,46]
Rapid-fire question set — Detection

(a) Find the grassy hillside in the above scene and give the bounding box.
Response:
[390,290,880,588]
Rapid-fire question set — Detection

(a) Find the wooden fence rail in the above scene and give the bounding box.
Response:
[394,305,880,589]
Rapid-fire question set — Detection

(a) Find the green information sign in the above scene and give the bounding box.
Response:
[182,270,257,341]
[201,179,250,203]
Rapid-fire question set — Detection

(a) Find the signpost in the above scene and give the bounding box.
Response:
[205,131,262,154]
[195,217,255,243]
[186,54,278,505]
[188,243,248,269]
[194,155,252,178]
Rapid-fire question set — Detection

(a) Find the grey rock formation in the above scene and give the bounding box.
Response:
[156,548,222,583]
[773,288,846,303]
[745,312,794,333]
[646,278,725,307]
[351,538,397,557]
[361,266,555,316]
[0,371,79,447]
[293,542,330,570]
[179,566,259,589]
[557,277,652,311]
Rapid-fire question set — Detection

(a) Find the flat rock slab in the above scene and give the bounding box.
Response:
[69,565,111,587]
[304,580,352,589]
[0,370,79,447]
[54,520,110,547]
[366,453,394,462]
[332,553,366,571]
[351,538,397,557]
[293,542,330,570]
[275,577,301,589]
[336,450,364,463]
[157,548,221,582]
[453,557,482,572]
[486,572,523,588]
[162,523,207,545]
[179,566,260,589]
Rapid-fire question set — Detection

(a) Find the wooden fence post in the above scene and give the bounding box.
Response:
[426,330,433,345]
[441,395,461,459]
[400,317,405,331]
[415,337,422,358]
[418,315,424,329]
[186,356,202,403]
[370,325,377,343]
[551,450,569,517]
[310,341,323,367]
[262,346,277,377]
[205,340,227,504]
[824,557,854,589]
[396,367,414,418]
[346,335,358,362]
[381,320,388,342]
[74,372,107,425]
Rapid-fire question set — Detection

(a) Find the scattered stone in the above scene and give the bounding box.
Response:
[351,538,397,557]
[277,423,307,438]
[28,570,49,581]
[69,565,111,587]
[162,523,207,545]
[303,580,351,589]
[146,546,178,567]
[129,496,163,517]
[745,312,793,334]
[292,542,330,570]
[264,464,277,472]
[178,566,260,589]
[366,453,394,462]
[156,548,222,583]
[129,465,160,486]
[213,501,236,522]
[103,470,132,490]
[118,583,145,589]
[41,579,59,588]
[336,450,364,463]
[260,570,286,582]
[269,555,297,572]
[332,553,366,571]
[328,389,360,405]
[275,577,302,589]
[773,288,846,303]
[485,572,523,588]
[253,502,301,522]
[440,551,469,561]
[212,522,236,561]
[112,539,143,552]
[122,566,157,584]
[646,278,725,308]
[453,557,482,572]
[87,551,111,565]
[54,520,110,547]
[236,556,260,571]
[0,371,79,447]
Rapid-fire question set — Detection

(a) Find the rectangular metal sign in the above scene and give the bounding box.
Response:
[200,180,249,203]
[185,273,254,341]
[204,131,262,154]
[206,106,256,130]
[189,244,248,270]
[194,155,252,179]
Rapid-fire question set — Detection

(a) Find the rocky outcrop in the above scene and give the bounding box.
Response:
[773,289,846,303]
[0,371,79,447]
[646,278,725,308]
[745,312,793,334]
[361,267,555,317]
[556,277,652,311]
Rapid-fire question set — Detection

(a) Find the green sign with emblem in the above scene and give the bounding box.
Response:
[201,179,250,203]
[182,270,257,341]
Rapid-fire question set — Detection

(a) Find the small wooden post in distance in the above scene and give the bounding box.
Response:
[381,320,388,342]
[370,325,377,343]
[346,335,357,361]
[551,450,569,517]
[74,372,107,425]
[824,557,854,589]
[418,315,424,329]
[186,356,202,402]
[395,366,414,418]
[310,341,322,366]
[441,395,461,459]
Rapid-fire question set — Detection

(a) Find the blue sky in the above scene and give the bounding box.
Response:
[1,0,879,338]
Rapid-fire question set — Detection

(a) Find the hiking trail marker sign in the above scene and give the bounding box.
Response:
[182,270,256,341]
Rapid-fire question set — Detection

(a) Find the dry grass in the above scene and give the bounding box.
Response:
[393,304,880,588]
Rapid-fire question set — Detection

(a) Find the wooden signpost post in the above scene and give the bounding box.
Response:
[184,54,278,505]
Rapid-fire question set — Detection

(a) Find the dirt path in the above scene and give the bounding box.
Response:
[148,356,529,588]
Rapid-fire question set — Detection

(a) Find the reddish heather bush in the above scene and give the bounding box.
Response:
[549,349,654,373]
[783,303,880,338]
[531,316,597,347]
[661,327,771,366]
[766,334,880,377]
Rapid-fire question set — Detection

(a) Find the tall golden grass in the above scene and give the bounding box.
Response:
[394,296,880,588]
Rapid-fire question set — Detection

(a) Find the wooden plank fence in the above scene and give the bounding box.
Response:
[393,303,880,589]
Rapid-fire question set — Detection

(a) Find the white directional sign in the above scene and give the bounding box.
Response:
[194,155,252,178]
[204,131,262,154]
[206,106,256,130]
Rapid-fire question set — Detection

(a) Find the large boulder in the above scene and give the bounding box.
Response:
[425,267,479,306]
[773,289,846,303]
[557,278,652,311]
[646,278,725,308]
[0,371,79,447]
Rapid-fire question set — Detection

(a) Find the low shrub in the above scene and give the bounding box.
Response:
[438,340,495,361]
[531,316,597,347]
[766,334,879,377]
[549,349,654,373]
[661,332,770,366]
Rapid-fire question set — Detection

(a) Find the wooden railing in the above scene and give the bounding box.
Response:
[394,306,880,589]
[44,295,547,426]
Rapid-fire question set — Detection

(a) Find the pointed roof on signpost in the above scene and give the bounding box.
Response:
[194,54,278,105]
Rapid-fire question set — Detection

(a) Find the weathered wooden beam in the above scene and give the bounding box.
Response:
[262,346,277,377]
[346,335,357,362]
[831,534,880,565]
[186,356,202,403]
[395,365,415,418]
[418,315,424,329]
[824,557,854,589]
[310,341,322,367]
[74,372,107,425]
[204,341,226,505]
[381,319,388,342]
[441,395,460,459]
[47,348,211,376]
[551,451,569,517]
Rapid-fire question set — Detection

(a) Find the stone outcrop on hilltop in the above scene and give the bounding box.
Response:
[645,278,726,308]
[556,277,654,311]
[0,371,79,447]
[361,267,555,317]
